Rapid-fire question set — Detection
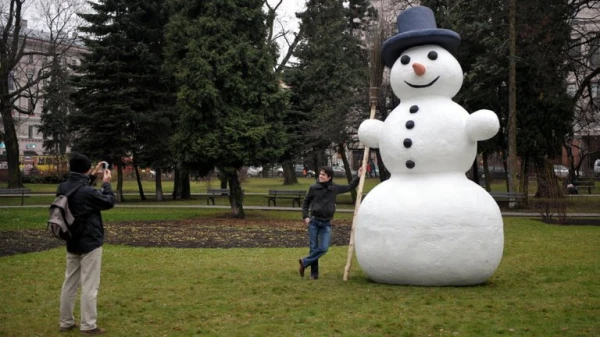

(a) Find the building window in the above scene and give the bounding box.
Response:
[569,38,581,60]
[592,82,600,102]
[26,69,34,84]
[566,83,577,97]
[28,125,34,139]
[7,71,14,91]
[589,36,600,68]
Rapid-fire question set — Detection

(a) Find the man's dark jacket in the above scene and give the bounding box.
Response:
[302,176,359,221]
[57,172,115,254]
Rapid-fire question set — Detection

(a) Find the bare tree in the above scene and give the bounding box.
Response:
[264,0,305,73]
[563,1,600,178]
[0,0,84,187]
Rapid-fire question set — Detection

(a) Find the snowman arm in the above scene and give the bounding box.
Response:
[466,109,500,142]
[358,120,383,148]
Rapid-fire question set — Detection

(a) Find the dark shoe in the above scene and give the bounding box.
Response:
[310,275,318,280]
[298,259,305,278]
[60,324,78,332]
[81,327,106,336]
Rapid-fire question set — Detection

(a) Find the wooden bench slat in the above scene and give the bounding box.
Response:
[204,189,244,205]
[572,179,596,194]
[489,192,525,208]
[206,189,229,205]
[0,188,32,206]
[265,189,306,207]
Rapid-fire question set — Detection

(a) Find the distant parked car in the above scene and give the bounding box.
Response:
[246,166,263,177]
[276,164,315,178]
[553,165,569,178]
[594,159,600,176]
[331,165,357,178]
[553,164,583,178]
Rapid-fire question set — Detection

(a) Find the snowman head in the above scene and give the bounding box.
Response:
[389,44,463,100]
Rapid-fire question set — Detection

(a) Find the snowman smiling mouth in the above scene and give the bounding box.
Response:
[405,76,440,88]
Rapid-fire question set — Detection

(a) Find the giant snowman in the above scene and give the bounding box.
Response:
[355,6,503,286]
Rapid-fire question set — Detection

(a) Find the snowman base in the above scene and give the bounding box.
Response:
[355,174,504,286]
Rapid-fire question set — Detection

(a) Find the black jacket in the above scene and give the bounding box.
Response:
[57,172,115,254]
[302,176,359,221]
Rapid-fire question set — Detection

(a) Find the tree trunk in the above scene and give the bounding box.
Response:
[155,168,163,201]
[282,160,297,185]
[172,167,180,200]
[519,156,529,207]
[534,157,562,198]
[507,0,519,203]
[179,168,190,199]
[482,153,491,191]
[1,102,24,188]
[133,163,146,201]
[375,150,389,182]
[228,172,245,218]
[116,163,124,202]
[470,159,480,185]
[339,145,356,203]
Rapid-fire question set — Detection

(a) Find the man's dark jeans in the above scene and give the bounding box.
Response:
[301,219,331,277]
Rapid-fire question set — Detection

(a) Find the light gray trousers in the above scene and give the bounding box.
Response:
[59,246,102,331]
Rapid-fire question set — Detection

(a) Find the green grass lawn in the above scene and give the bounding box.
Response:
[21,176,333,194]
[0,208,351,232]
[0,218,598,336]
[19,176,534,194]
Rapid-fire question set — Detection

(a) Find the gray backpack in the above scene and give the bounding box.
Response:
[47,183,84,240]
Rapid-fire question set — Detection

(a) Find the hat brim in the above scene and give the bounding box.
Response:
[381,29,460,68]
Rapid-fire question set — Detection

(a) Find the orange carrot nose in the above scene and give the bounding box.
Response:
[412,63,426,76]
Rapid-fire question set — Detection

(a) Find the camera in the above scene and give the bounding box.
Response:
[100,161,110,170]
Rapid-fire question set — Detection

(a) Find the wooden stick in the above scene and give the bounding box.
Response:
[343,100,378,281]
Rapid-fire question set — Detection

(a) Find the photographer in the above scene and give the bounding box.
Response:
[58,153,115,336]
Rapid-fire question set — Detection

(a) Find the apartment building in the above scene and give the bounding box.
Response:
[564,4,600,173]
[0,19,85,157]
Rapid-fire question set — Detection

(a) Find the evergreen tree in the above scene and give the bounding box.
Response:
[71,0,174,201]
[38,58,74,157]
[287,0,369,186]
[423,0,574,196]
[164,0,287,218]
[122,0,175,201]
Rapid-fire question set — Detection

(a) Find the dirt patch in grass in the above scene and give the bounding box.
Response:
[0,218,352,257]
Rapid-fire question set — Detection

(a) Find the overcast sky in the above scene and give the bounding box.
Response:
[269,0,306,65]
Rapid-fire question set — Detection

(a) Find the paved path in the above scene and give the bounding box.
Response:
[1,203,599,218]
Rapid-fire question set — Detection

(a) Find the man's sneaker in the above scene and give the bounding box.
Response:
[81,327,106,336]
[60,324,78,332]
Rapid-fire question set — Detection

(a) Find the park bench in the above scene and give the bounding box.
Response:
[265,190,306,207]
[572,178,596,194]
[490,192,526,208]
[0,188,32,206]
[206,188,230,205]
[206,188,245,205]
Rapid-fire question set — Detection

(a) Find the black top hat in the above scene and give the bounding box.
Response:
[381,6,460,68]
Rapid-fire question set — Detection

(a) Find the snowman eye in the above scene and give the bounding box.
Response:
[428,51,438,60]
[400,55,411,65]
